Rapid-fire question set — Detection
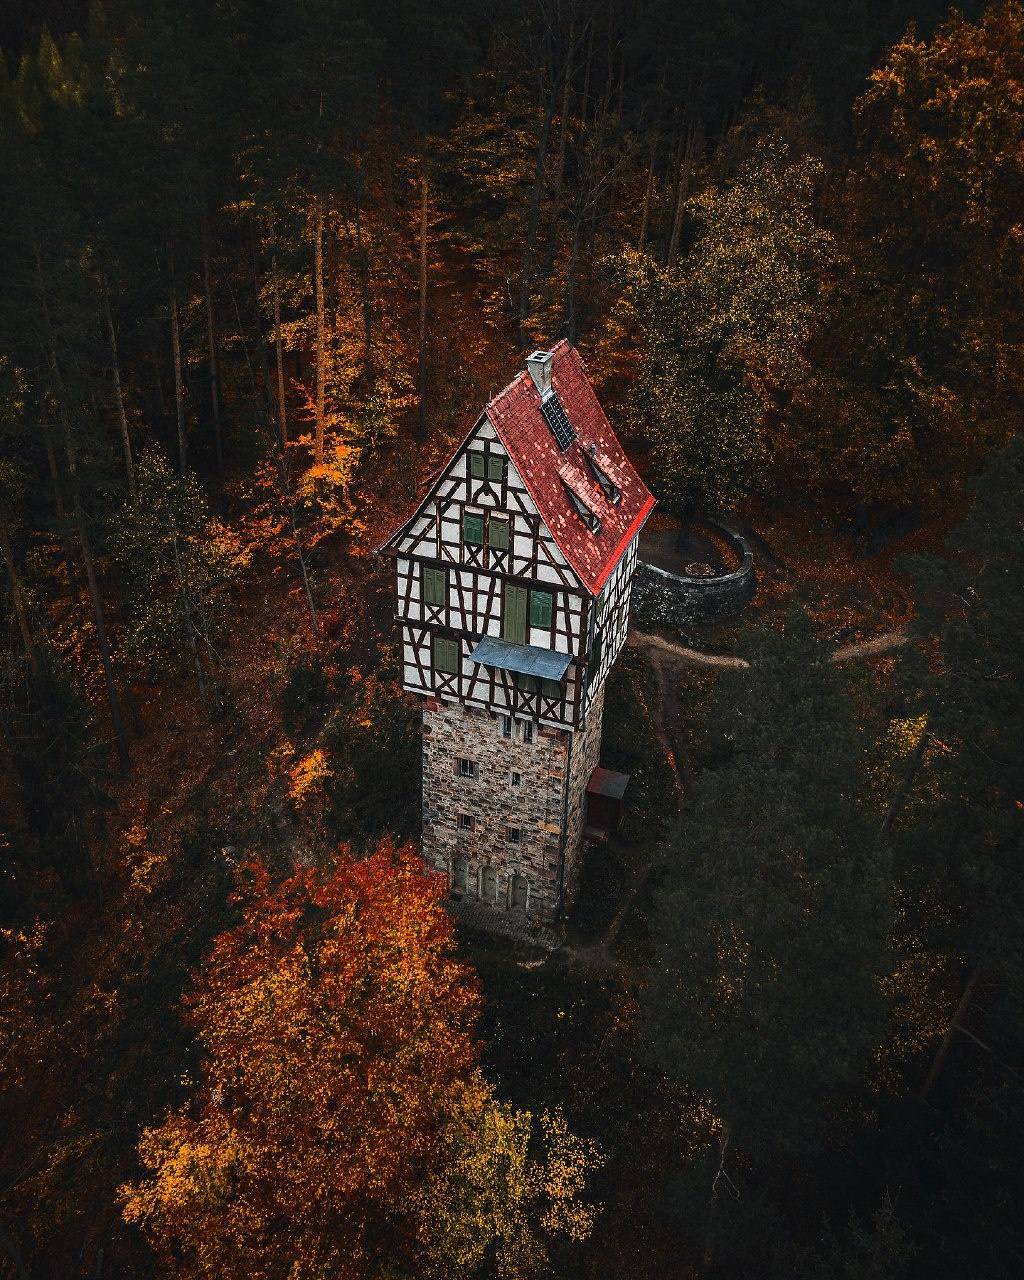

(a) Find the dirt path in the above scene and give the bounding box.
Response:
[627,626,910,670]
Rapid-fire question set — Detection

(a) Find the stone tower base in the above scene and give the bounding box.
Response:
[421,684,605,922]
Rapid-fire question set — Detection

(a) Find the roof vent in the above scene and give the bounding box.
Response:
[526,350,553,398]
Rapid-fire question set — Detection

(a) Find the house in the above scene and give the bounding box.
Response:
[379,341,654,920]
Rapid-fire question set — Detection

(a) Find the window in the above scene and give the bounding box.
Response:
[500,715,513,739]
[422,565,446,606]
[563,482,601,534]
[463,512,485,546]
[458,813,475,831]
[517,673,561,699]
[433,635,459,674]
[585,453,622,504]
[488,517,509,551]
[530,589,553,628]
[458,757,477,779]
[503,584,528,644]
[588,632,603,684]
[511,771,522,786]
[521,721,534,744]
[507,826,522,844]
[469,451,505,483]
[595,587,607,622]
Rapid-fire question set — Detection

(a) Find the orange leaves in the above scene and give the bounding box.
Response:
[122,839,480,1278]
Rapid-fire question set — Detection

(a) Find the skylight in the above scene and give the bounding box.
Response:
[585,452,621,504]
[562,480,601,534]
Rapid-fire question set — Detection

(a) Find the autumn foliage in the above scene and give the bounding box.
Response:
[121,840,480,1277]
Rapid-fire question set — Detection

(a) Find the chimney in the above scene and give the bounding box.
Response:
[526,350,553,399]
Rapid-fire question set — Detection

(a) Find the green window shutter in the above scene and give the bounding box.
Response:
[541,677,562,698]
[530,590,553,628]
[503,585,527,644]
[468,451,485,479]
[433,635,459,674]
[487,455,505,482]
[588,632,602,684]
[422,566,446,606]
[463,512,484,546]
[488,517,509,551]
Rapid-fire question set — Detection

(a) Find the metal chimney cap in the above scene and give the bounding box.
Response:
[526,350,554,397]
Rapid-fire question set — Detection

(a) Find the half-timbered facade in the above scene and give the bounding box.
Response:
[380,341,654,920]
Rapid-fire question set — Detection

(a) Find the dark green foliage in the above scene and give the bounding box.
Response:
[325,649,420,846]
[2,648,108,893]
[109,448,236,700]
[280,652,329,734]
[644,610,891,1160]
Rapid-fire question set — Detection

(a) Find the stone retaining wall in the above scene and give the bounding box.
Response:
[630,521,756,628]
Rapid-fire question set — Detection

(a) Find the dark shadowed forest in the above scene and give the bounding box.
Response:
[1,1,1022,1277]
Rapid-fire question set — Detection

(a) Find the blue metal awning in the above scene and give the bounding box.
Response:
[470,636,572,680]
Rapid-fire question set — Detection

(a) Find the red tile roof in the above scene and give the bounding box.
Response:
[486,341,655,594]
[379,341,655,595]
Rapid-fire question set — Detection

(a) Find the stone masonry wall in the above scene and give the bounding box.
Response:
[563,681,606,901]
[421,698,571,919]
[630,521,756,629]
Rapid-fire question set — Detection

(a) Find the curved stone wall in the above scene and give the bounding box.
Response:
[630,520,756,627]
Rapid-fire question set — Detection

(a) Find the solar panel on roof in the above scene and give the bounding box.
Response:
[541,392,576,451]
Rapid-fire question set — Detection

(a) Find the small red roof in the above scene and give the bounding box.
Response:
[486,341,655,594]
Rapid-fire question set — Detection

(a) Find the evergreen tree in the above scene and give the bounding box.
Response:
[642,610,891,1266]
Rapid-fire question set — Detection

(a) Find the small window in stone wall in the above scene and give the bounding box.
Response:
[500,715,513,739]
[458,813,475,831]
[521,720,534,744]
[507,826,522,844]
[458,758,477,779]
[510,771,522,786]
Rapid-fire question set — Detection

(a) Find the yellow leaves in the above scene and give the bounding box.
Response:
[122,821,169,897]
[287,748,331,806]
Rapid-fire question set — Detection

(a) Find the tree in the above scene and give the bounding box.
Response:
[616,137,833,518]
[642,610,890,1265]
[109,448,241,706]
[121,840,601,1278]
[800,2,1024,506]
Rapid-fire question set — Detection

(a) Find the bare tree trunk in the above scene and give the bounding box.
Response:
[552,19,574,210]
[668,123,702,268]
[170,522,207,703]
[517,73,559,348]
[580,20,594,125]
[169,267,187,477]
[920,969,980,1102]
[202,211,224,482]
[661,131,685,261]
[42,424,83,604]
[0,528,37,673]
[312,194,326,466]
[246,214,274,418]
[101,281,136,501]
[355,194,375,392]
[879,719,930,841]
[418,168,429,435]
[638,136,657,250]
[268,211,289,449]
[67,441,131,773]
